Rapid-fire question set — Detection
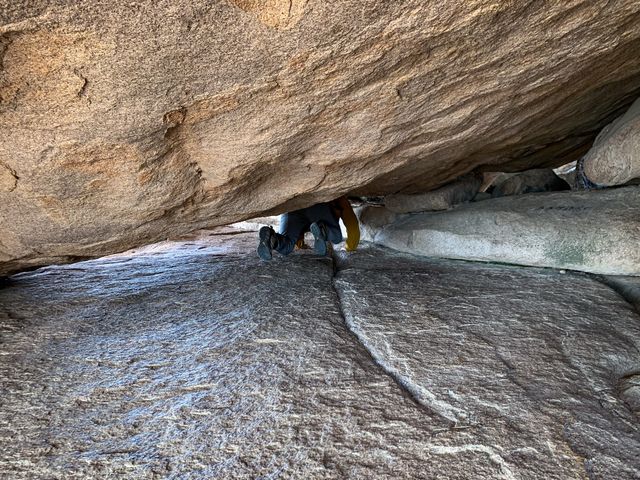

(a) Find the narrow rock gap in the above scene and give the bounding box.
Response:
[327,251,457,425]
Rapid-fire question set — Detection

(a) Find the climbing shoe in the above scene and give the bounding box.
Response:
[310,222,328,256]
[257,226,276,261]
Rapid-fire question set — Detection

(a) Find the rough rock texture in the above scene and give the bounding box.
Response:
[599,275,640,313]
[554,161,578,189]
[385,174,482,213]
[491,168,570,197]
[1,230,453,479]
[584,97,640,185]
[355,205,400,243]
[2,1,640,274]
[361,186,640,275]
[2,231,639,478]
[472,191,493,202]
[334,248,640,480]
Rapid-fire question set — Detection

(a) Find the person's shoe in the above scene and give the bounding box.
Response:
[257,226,275,261]
[310,222,328,256]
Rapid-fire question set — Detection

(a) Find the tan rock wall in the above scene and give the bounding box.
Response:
[2,1,640,274]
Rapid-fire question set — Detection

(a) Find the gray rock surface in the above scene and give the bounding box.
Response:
[472,191,493,202]
[554,161,578,189]
[599,275,640,313]
[355,204,400,243]
[0,230,451,479]
[1,230,640,478]
[334,248,640,480]
[385,174,482,213]
[491,169,570,197]
[584,97,640,186]
[370,186,640,276]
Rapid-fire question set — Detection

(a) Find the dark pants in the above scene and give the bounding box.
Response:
[275,203,343,255]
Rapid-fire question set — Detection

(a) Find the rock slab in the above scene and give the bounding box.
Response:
[367,186,640,276]
[491,168,570,197]
[1,231,640,478]
[385,174,482,213]
[334,247,640,480]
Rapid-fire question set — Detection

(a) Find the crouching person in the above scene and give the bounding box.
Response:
[257,196,360,260]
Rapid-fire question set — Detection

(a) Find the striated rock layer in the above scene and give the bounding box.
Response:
[2,1,640,274]
[1,230,639,478]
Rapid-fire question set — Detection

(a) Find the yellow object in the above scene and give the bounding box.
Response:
[332,196,360,252]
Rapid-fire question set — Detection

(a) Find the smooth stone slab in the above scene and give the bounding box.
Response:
[369,186,640,275]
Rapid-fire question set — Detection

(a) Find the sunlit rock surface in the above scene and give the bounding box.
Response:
[361,186,640,275]
[3,1,640,274]
[584,97,640,186]
[1,230,639,478]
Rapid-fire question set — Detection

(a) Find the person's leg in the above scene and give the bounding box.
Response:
[257,226,276,261]
[306,203,343,244]
[275,211,308,256]
[304,203,342,255]
[257,210,312,260]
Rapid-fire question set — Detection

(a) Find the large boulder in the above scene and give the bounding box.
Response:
[3,1,640,275]
[584,97,640,186]
[365,186,640,276]
[355,204,400,242]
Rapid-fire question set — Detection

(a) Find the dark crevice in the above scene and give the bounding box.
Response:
[0,160,19,192]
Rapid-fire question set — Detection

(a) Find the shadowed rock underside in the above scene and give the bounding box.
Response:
[2,0,640,274]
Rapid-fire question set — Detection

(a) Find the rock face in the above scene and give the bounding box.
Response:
[2,1,640,275]
[1,231,639,478]
[361,186,640,276]
[491,168,570,197]
[599,275,640,312]
[356,204,400,243]
[584,97,640,186]
[385,174,482,213]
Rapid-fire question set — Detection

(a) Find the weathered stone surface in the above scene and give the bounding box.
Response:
[472,191,493,202]
[491,168,570,197]
[385,174,482,213]
[2,232,639,478]
[355,204,399,243]
[0,231,452,479]
[584,97,640,186]
[366,186,640,275]
[2,1,640,274]
[599,275,640,312]
[334,247,640,480]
